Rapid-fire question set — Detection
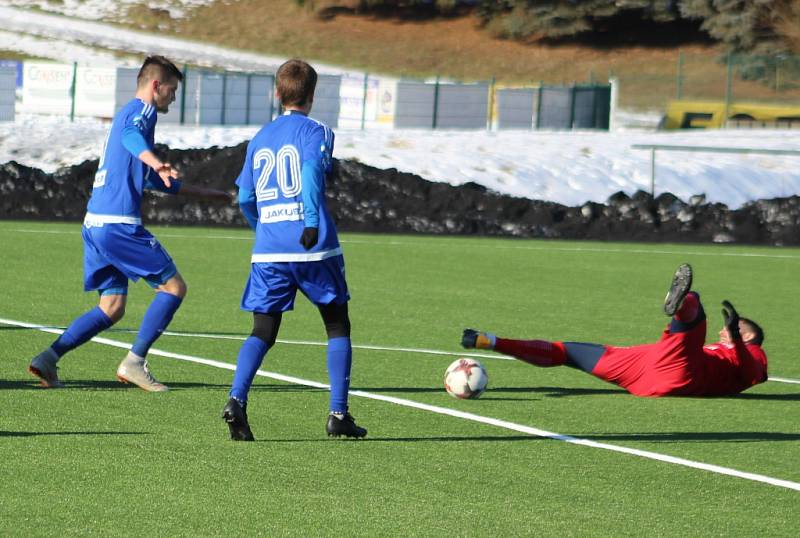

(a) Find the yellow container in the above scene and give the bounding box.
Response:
[663,100,800,129]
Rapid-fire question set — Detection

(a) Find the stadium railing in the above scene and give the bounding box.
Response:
[631,144,800,198]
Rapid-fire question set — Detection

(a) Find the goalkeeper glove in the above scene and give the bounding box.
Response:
[721,300,741,341]
[300,227,319,250]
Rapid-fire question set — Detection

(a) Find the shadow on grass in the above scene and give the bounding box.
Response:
[0,325,246,336]
[0,379,324,392]
[0,379,230,391]
[575,431,800,443]
[357,385,800,401]
[0,325,63,331]
[722,392,800,401]
[0,431,149,437]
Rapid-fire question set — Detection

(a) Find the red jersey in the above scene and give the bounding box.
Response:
[591,320,768,397]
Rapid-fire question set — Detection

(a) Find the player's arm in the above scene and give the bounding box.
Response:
[299,126,334,250]
[721,300,767,384]
[235,143,258,231]
[726,339,768,385]
[121,115,179,189]
[298,159,324,249]
[238,187,258,231]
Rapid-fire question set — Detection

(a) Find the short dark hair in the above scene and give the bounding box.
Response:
[741,318,764,346]
[276,59,317,108]
[137,55,183,88]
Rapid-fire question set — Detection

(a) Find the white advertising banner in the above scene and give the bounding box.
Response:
[21,61,74,115]
[74,66,116,118]
[338,73,394,129]
[339,72,367,129]
[375,77,397,128]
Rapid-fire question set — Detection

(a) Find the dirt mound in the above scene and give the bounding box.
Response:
[2,143,799,245]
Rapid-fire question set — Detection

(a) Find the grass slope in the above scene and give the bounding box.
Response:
[1,221,799,536]
[126,0,800,109]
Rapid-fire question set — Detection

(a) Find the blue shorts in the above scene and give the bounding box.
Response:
[82,223,177,294]
[241,255,350,313]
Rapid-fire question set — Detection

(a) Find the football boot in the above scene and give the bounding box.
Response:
[28,348,63,388]
[116,352,169,392]
[222,397,255,442]
[326,412,367,439]
[664,263,693,316]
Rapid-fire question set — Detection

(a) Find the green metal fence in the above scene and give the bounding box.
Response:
[592,51,800,111]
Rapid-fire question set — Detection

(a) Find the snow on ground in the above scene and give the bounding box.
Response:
[2,0,215,22]
[0,6,344,73]
[1,114,798,209]
[0,29,127,65]
[0,4,798,209]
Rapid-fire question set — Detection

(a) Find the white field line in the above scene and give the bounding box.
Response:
[144,329,503,361]
[769,377,800,385]
[96,328,800,386]
[5,228,800,260]
[3,316,800,492]
[8,320,800,385]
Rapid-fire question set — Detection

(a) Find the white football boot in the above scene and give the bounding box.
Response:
[116,351,169,392]
[28,348,63,388]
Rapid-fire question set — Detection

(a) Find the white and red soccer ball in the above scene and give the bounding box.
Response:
[444,358,488,399]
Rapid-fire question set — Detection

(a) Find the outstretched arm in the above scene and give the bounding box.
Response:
[720,300,767,384]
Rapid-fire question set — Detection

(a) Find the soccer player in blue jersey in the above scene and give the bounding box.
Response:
[222,59,367,441]
[28,55,230,392]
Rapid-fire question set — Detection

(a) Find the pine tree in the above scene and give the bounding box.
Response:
[476,1,682,40]
[679,0,787,53]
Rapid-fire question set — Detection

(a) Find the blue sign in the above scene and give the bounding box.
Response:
[0,60,23,88]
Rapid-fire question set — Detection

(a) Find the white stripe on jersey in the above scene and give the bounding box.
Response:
[84,212,142,227]
[133,102,154,127]
[251,247,342,263]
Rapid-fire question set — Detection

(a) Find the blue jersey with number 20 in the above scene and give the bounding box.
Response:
[236,111,338,262]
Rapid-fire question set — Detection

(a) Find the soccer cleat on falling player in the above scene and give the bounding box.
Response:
[461,328,496,350]
[28,348,63,388]
[116,351,169,392]
[326,412,367,439]
[222,397,255,442]
[663,263,693,316]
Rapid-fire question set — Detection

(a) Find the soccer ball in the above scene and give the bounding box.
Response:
[444,358,488,399]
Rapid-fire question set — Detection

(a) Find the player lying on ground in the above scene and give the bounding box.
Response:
[221,59,367,441]
[462,264,767,397]
[28,55,231,392]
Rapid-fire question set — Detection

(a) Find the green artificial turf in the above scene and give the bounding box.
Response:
[1,221,798,536]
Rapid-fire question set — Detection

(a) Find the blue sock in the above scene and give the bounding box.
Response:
[229,336,270,403]
[131,292,183,358]
[327,337,352,414]
[51,307,114,358]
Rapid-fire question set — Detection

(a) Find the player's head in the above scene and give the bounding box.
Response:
[136,55,183,113]
[276,59,317,111]
[719,317,764,346]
